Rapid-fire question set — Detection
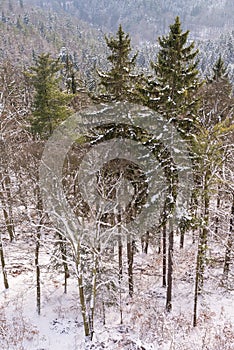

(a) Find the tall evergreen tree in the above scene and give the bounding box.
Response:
[147,16,201,135]
[97,25,142,102]
[28,53,72,139]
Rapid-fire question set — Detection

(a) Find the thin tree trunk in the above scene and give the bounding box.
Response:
[102,299,106,325]
[3,173,14,238]
[191,190,199,244]
[0,232,9,289]
[0,191,14,241]
[180,227,185,249]
[198,172,210,292]
[35,223,41,315]
[76,241,90,339]
[144,231,149,254]
[59,234,69,294]
[166,222,173,311]
[35,187,43,315]
[193,172,210,326]
[117,211,123,324]
[157,228,161,254]
[127,235,134,297]
[223,192,233,277]
[0,140,15,241]
[162,223,167,287]
[215,184,221,236]
[193,242,200,327]
[89,254,97,341]
[117,211,123,280]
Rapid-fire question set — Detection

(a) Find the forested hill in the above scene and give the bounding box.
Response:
[0,0,233,82]
[22,0,234,42]
[0,0,107,70]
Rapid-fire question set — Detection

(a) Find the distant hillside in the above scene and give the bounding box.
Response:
[0,1,106,68]
[22,0,234,42]
[0,0,233,84]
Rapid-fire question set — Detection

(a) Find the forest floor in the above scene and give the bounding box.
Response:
[0,229,233,350]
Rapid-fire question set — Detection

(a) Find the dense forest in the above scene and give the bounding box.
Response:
[0,1,233,350]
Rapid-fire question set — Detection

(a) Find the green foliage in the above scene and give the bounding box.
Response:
[147,16,201,135]
[97,25,143,102]
[27,53,72,139]
[212,55,229,81]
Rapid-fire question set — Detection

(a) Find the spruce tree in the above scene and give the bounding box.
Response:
[28,53,72,139]
[148,16,201,135]
[98,25,142,102]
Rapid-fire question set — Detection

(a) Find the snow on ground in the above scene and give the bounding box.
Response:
[0,231,233,350]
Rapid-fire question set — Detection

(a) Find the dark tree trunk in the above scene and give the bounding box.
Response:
[144,231,150,254]
[193,245,200,327]
[117,211,123,280]
[35,225,41,315]
[157,228,161,254]
[35,185,43,315]
[180,227,185,249]
[0,140,15,241]
[59,234,69,294]
[127,235,134,297]
[162,223,167,287]
[223,192,233,277]
[215,185,221,236]
[166,223,173,311]
[0,233,9,289]
[141,231,150,254]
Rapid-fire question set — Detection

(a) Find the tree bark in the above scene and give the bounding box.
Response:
[180,227,185,249]
[89,254,97,341]
[77,241,90,338]
[193,243,200,327]
[35,186,43,315]
[117,211,123,280]
[223,192,233,277]
[193,171,210,326]
[141,231,150,254]
[59,234,69,294]
[166,222,173,311]
[162,223,167,287]
[214,184,221,236]
[127,235,134,297]
[0,232,9,289]
[0,140,15,241]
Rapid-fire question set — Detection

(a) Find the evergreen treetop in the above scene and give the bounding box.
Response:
[28,53,72,139]
[97,25,143,102]
[147,16,201,135]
